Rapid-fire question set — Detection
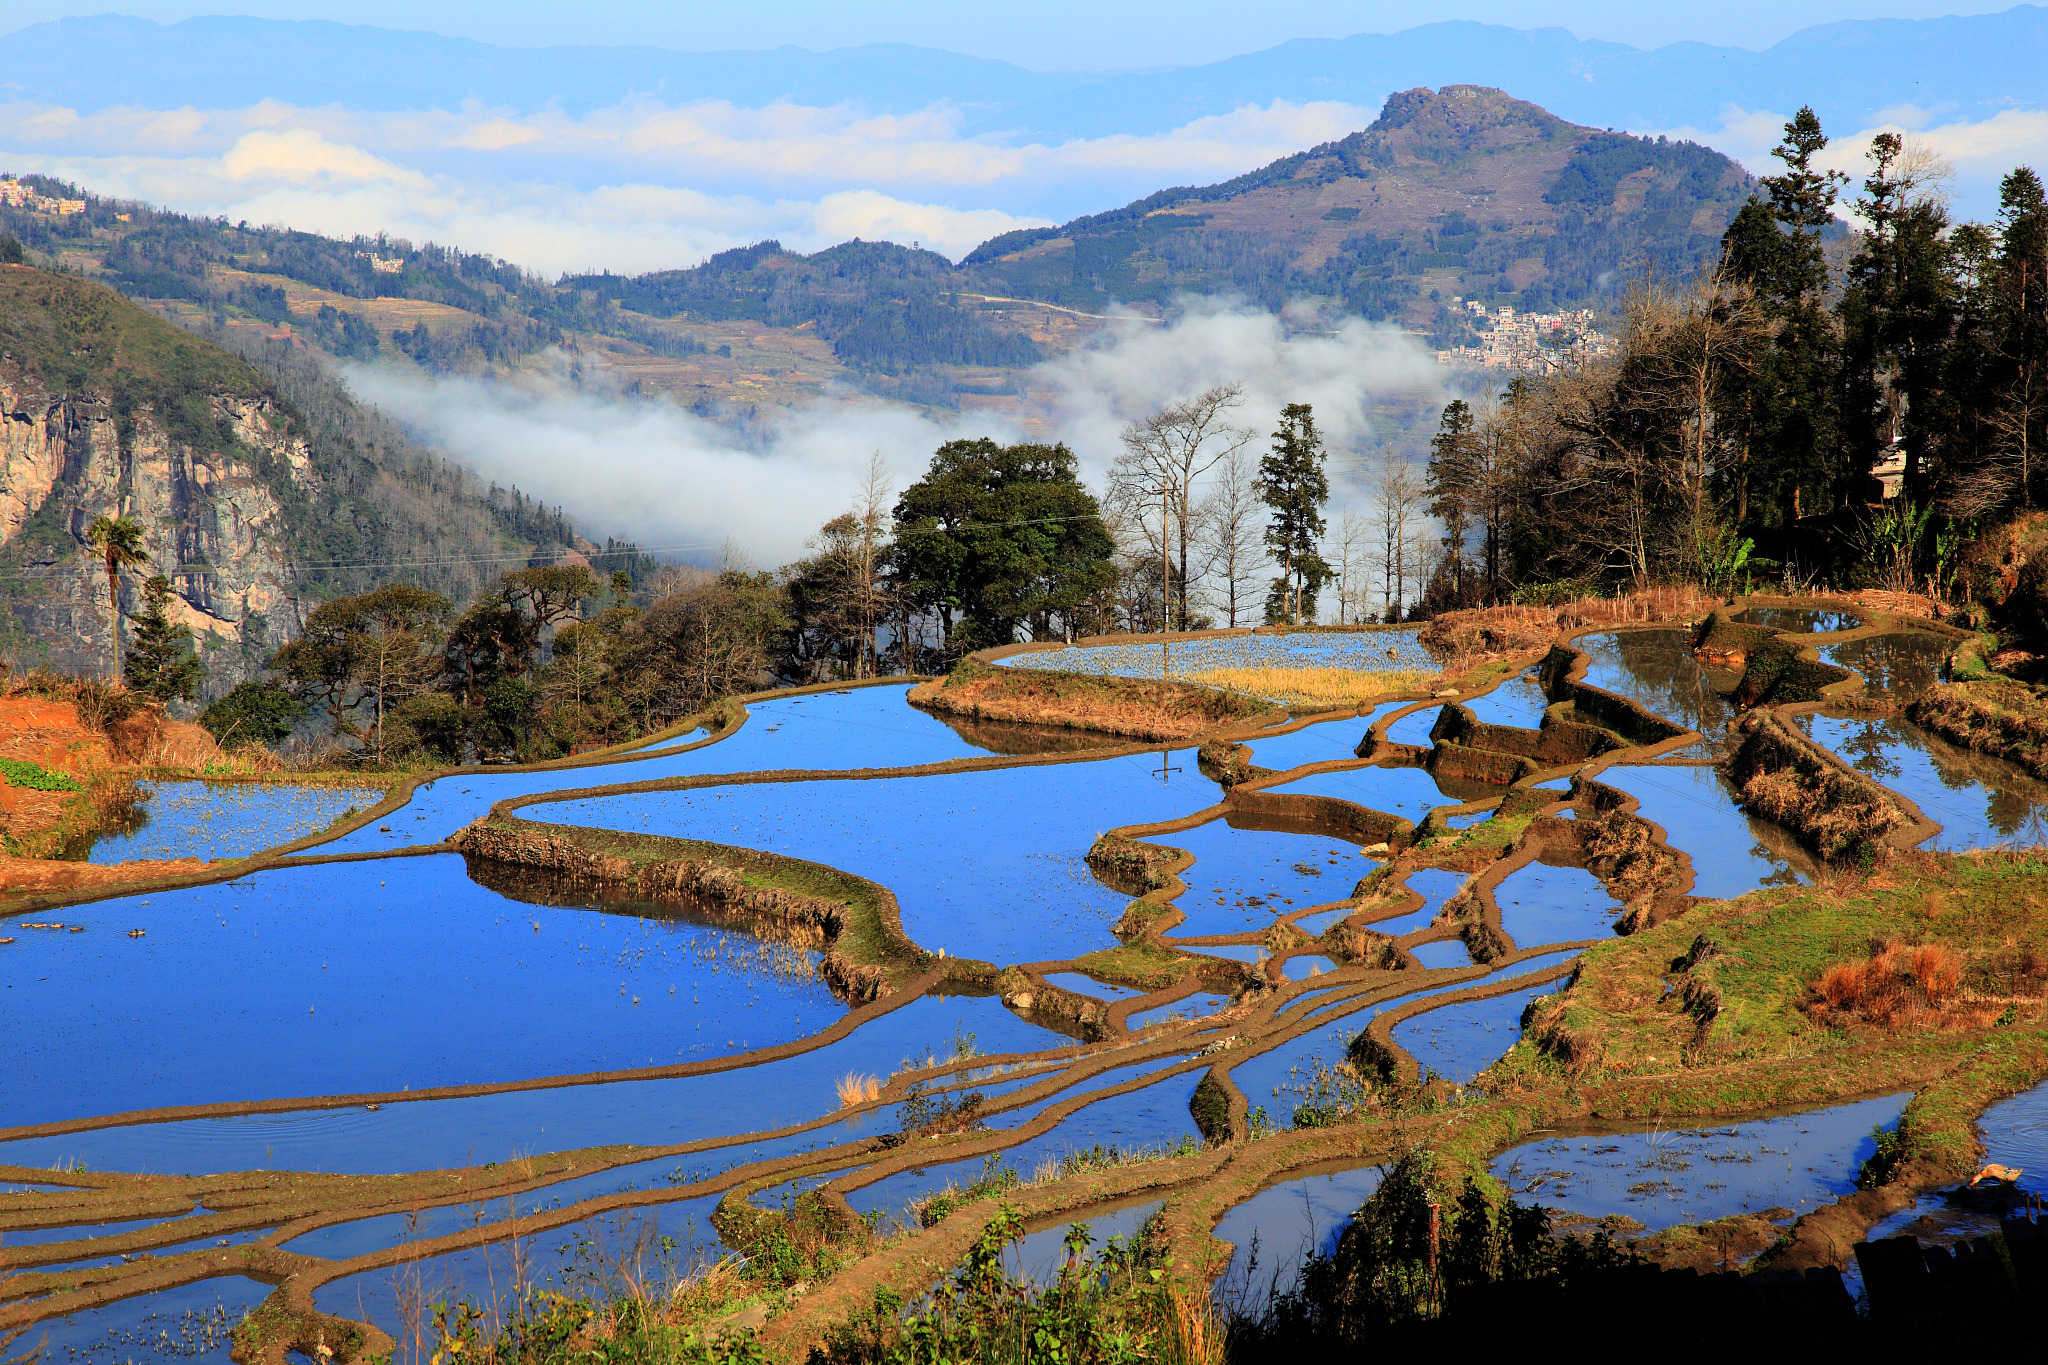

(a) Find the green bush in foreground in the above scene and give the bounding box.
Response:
[0,759,84,792]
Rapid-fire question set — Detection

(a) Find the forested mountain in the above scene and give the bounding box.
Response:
[966,86,1752,326]
[0,263,617,690]
[0,87,1750,408]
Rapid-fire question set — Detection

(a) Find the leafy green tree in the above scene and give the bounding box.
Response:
[1258,403,1332,625]
[0,234,24,265]
[892,439,1115,653]
[85,514,149,686]
[124,575,205,703]
[199,681,304,747]
[270,583,452,759]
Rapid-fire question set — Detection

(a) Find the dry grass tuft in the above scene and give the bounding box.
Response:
[1803,941,1996,1031]
[833,1072,883,1108]
[1421,584,1716,669]
[1179,666,1432,708]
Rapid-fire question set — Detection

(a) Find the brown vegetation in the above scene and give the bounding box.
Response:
[1801,941,2000,1031]
[1725,709,1912,860]
[1906,679,2048,780]
[914,660,1274,740]
[1419,584,1716,668]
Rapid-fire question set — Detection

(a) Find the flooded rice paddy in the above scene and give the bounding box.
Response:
[13,616,2046,1353]
[86,781,381,864]
[998,630,1440,687]
[1795,709,2048,851]
[1491,1093,1910,1231]
[1731,607,1864,633]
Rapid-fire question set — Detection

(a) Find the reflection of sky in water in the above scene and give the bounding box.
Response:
[1161,819,1373,937]
[1491,1093,1910,1230]
[1213,1166,1384,1299]
[1280,955,1337,980]
[1410,940,1471,969]
[29,1270,267,1365]
[1495,863,1619,948]
[1014,1199,1164,1286]
[1043,972,1147,1001]
[1574,630,1736,757]
[1002,632,1439,686]
[1796,711,2048,852]
[1465,669,1553,728]
[1393,975,1565,1084]
[321,687,1009,853]
[1362,866,1468,936]
[1247,703,1404,770]
[1733,607,1863,633]
[1861,1076,2048,1256]
[1595,765,1813,898]
[1128,993,1232,1030]
[537,749,1213,963]
[1268,764,1471,827]
[846,1068,1201,1223]
[1384,705,1440,747]
[8,854,851,1125]
[314,1195,721,1351]
[1819,632,1947,697]
[0,992,1051,1173]
[89,781,381,863]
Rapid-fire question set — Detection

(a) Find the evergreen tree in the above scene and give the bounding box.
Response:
[1840,133,1959,501]
[124,575,205,703]
[1717,107,1849,540]
[1426,400,1480,603]
[1258,403,1332,625]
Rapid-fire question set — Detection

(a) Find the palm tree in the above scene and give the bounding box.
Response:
[85,514,150,686]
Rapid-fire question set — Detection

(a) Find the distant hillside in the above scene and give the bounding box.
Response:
[964,86,1753,328]
[0,265,610,690]
[1,86,1751,412]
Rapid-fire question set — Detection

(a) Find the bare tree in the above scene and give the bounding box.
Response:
[1194,446,1268,628]
[1109,384,1255,631]
[1373,449,1425,622]
[1331,508,1371,624]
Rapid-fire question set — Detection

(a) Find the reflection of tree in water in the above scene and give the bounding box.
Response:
[1578,630,1735,748]
[1800,710,2048,846]
[1918,724,2048,844]
[1808,714,1907,782]
[1821,633,1946,697]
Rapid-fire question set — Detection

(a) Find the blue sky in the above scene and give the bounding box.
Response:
[1,5,2043,275]
[5,0,2023,67]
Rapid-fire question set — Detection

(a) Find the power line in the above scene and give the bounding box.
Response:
[0,512,1111,584]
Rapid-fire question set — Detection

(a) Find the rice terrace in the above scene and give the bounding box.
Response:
[9,591,2048,1360]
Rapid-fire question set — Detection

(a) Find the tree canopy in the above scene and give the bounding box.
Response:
[892,439,1115,652]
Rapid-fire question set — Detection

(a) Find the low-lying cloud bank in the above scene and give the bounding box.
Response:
[346,301,1447,567]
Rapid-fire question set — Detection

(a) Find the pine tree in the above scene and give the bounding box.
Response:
[1717,106,1849,539]
[1258,403,1332,625]
[1426,400,1480,603]
[125,575,206,703]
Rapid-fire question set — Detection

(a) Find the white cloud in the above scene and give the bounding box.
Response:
[344,303,1445,565]
[1641,105,2048,223]
[0,94,1370,272]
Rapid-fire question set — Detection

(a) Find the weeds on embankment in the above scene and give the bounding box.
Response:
[1179,667,1431,709]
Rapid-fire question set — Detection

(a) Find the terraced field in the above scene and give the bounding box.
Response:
[8,609,2047,1361]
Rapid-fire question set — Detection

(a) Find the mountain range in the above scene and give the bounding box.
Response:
[1,87,1752,415]
[5,8,2045,143]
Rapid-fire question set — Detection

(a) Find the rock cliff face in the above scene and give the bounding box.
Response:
[0,262,592,698]
[0,373,306,687]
